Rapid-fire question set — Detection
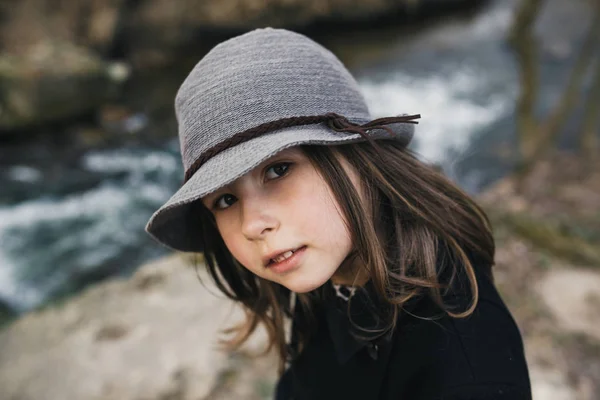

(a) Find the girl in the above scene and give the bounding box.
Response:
[146,28,532,399]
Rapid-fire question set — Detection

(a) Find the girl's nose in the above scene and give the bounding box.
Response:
[240,198,279,240]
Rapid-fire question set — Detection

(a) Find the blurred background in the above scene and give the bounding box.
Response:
[0,0,598,399]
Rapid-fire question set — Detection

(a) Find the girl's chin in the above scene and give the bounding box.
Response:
[285,282,323,294]
[278,270,337,294]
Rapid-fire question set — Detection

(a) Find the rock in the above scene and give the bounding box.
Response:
[0,41,129,130]
[0,299,15,327]
[0,0,482,70]
[537,269,600,341]
[0,0,125,56]
[0,255,277,400]
[123,0,481,67]
[0,0,479,129]
[529,367,578,400]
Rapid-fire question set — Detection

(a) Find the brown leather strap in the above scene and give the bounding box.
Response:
[184,113,420,183]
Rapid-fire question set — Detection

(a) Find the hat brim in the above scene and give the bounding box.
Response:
[145,121,414,252]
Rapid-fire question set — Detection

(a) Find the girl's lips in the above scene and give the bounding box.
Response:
[266,246,307,274]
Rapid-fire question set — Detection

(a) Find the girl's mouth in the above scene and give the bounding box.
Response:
[266,246,307,274]
[270,249,297,264]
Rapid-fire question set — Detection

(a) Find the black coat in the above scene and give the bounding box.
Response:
[275,262,532,399]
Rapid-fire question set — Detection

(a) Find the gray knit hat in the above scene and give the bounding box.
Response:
[146,27,419,252]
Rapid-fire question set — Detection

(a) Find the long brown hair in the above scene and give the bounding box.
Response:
[192,140,495,373]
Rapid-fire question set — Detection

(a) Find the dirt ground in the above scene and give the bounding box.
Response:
[480,152,600,400]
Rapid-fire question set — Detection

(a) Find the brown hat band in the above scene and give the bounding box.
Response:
[183,113,421,183]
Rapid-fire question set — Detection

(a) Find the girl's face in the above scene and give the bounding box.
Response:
[201,147,359,293]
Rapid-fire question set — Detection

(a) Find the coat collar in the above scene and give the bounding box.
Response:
[322,263,473,366]
[324,280,409,365]
[281,284,402,400]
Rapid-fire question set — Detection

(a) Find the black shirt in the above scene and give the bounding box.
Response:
[275,263,532,399]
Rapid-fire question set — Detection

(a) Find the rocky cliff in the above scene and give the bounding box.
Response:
[0,0,482,131]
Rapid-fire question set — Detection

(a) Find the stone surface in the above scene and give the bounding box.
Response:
[0,41,128,130]
[530,368,577,400]
[0,254,277,400]
[0,0,125,56]
[0,0,479,68]
[0,299,15,327]
[482,152,600,400]
[0,0,478,129]
[537,268,600,341]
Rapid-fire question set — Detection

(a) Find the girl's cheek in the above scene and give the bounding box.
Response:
[219,225,255,270]
[215,211,237,238]
[222,235,250,268]
[215,218,242,257]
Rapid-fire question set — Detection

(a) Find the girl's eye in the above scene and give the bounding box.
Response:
[211,162,290,210]
[214,194,237,210]
[265,162,291,180]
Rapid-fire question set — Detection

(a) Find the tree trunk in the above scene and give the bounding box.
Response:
[509,0,544,166]
[533,3,600,161]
